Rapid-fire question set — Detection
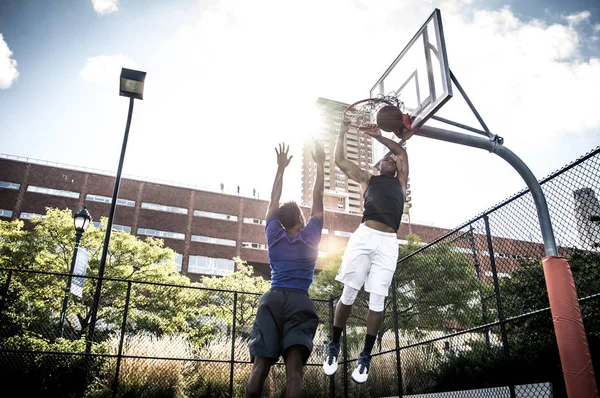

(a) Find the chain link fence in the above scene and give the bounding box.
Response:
[343,146,599,398]
[1,147,599,397]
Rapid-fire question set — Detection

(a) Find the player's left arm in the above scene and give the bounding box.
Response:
[367,130,409,193]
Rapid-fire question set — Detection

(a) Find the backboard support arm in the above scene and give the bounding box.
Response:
[415,125,557,256]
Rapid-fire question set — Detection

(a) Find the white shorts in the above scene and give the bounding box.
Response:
[335,224,399,297]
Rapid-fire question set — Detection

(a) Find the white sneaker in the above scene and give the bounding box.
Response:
[323,343,340,376]
[351,351,371,384]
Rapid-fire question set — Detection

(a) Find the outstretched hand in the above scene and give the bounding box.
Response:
[275,143,293,169]
[311,140,326,166]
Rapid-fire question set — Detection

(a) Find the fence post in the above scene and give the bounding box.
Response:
[483,215,516,398]
[0,270,13,318]
[468,225,490,344]
[342,326,348,398]
[229,292,238,398]
[111,280,132,398]
[391,279,404,397]
[329,293,335,398]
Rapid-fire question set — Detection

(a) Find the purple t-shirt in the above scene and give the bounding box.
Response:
[265,216,323,292]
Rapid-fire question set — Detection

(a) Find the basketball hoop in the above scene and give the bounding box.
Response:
[343,94,414,142]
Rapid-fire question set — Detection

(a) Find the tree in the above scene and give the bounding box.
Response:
[432,249,600,395]
[0,208,201,345]
[199,257,270,337]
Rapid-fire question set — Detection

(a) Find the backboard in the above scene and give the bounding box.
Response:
[370,9,452,161]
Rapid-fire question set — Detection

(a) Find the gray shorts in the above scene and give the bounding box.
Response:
[249,288,319,364]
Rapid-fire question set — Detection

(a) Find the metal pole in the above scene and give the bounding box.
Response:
[484,215,515,398]
[328,293,335,398]
[86,97,135,354]
[467,225,490,344]
[60,229,83,337]
[229,292,238,398]
[342,326,348,398]
[391,279,404,397]
[416,125,557,256]
[111,280,132,398]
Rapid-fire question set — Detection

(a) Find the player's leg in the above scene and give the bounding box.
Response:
[281,289,319,397]
[354,232,398,383]
[246,290,284,397]
[283,346,306,397]
[245,356,273,398]
[324,224,375,375]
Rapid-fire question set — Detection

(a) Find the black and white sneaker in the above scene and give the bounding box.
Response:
[323,342,340,376]
[351,351,371,384]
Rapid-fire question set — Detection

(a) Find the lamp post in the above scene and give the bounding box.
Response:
[60,206,92,337]
[85,68,146,353]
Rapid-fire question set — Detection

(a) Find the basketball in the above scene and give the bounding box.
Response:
[376,105,405,132]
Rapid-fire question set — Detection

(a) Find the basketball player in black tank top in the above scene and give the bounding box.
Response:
[322,117,409,384]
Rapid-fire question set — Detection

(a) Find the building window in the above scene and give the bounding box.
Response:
[92,222,132,233]
[242,242,267,250]
[194,210,238,222]
[243,217,266,225]
[141,202,188,215]
[335,181,346,186]
[0,209,13,218]
[192,235,236,247]
[0,181,20,190]
[27,185,79,199]
[334,230,353,237]
[188,255,234,276]
[138,228,185,240]
[20,212,45,220]
[86,194,135,207]
[175,254,183,272]
[322,228,329,234]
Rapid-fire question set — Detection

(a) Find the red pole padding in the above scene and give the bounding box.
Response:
[542,256,599,398]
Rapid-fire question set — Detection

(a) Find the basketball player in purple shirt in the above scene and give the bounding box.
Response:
[245,142,325,398]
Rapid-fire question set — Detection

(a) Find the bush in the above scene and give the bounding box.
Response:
[0,335,106,397]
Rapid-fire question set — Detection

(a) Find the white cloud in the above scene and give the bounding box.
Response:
[0,34,19,89]
[91,0,118,15]
[594,24,600,32]
[80,54,136,83]
[564,10,591,25]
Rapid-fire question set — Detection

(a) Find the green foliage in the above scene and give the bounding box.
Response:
[0,334,106,397]
[0,208,199,343]
[199,257,270,337]
[431,249,600,396]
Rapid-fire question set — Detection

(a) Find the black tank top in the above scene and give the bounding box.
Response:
[361,175,405,232]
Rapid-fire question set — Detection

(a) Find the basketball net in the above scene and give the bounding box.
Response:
[343,94,414,143]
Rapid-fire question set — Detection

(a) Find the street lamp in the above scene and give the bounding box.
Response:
[60,206,92,336]
[86,67,146,353]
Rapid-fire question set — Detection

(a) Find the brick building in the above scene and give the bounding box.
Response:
[0,155,449,281]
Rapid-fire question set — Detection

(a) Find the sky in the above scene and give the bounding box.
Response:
[0,0,599,229]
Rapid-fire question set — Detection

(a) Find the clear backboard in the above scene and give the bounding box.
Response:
[370,9,452,161]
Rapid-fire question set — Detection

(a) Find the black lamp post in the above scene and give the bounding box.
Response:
[60,206,92,336]
[85,68,146,353]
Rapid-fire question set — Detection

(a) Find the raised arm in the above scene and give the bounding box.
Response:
[366,130,409,192]
[334,119,371,186]
[266,143,293,220]
[310,140,326,222]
